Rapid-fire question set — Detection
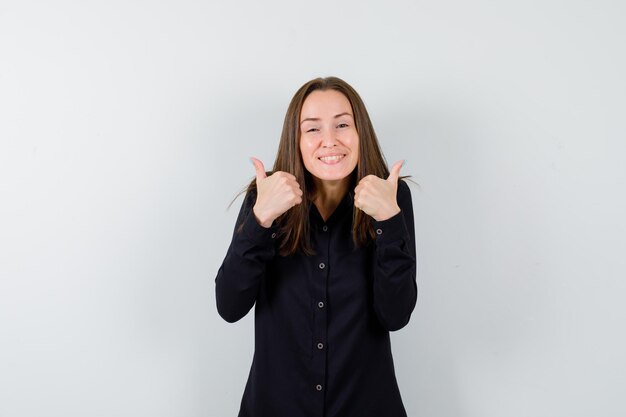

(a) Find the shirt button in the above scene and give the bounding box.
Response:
[319,262,325,269]
[322,225,328,232]
[317,343,324,349]
[318,301,324,308]
[376,228,383,235]
[271,232,277,239]
[316,384,323,391]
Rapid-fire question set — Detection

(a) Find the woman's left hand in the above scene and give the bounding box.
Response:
[354,160,404,221]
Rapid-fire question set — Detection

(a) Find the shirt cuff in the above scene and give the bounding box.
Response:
[372,210,410,246]
[241,209,280,247]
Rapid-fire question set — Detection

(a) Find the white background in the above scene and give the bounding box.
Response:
[1,1,625,416]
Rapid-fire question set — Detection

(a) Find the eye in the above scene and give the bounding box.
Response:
[337,123,349,128]
[306,128,319,132]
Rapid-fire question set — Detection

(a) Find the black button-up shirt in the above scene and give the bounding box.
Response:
[215,179,417,417]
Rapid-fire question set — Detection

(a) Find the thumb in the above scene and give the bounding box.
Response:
[250,157,267,181]
[387,160,404,184]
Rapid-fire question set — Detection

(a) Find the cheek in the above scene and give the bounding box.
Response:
[300,137,316,155]
[348,133,360,155]
[299,138,315,166]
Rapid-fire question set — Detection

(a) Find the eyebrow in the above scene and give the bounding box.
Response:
[300,112,353,125]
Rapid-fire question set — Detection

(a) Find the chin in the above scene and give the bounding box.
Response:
[310,169,355,182]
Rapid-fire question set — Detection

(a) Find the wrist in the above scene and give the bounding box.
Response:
[375,205,401,222]
[253,205,274,228]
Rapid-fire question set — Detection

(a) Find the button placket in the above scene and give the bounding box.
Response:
[311,220,330,408]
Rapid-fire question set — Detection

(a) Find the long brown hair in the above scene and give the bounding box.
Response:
[235,76,407,256]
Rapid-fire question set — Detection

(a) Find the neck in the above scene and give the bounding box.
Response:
[312,177,350,222]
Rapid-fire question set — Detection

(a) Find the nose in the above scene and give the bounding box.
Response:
[321,130,339,148]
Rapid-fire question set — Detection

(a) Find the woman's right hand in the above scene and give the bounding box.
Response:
[250,157,303,228]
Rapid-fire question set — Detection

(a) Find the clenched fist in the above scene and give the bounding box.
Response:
[250,157,303,228]
[354,160,404,221]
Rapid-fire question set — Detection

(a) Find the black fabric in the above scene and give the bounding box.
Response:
[215,179,417,417]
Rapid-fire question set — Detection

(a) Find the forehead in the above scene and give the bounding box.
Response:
[300,90,353,120]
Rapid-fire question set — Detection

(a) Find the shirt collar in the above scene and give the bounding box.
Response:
[309,190,354,227]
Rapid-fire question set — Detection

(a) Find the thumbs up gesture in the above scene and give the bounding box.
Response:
[250,157,303,228]
[354,160,404,221]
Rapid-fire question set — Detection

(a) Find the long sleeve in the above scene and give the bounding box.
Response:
[215,189,279,323]
[221,182,413,416]
[371,179,418,331]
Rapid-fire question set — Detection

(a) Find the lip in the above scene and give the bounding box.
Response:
[317,154,347,165]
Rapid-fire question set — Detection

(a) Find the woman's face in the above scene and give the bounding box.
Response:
[299,89,359,185]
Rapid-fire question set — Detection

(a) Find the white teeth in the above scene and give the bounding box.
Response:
[319,155,345,162]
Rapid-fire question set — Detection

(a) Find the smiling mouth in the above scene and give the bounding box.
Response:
[318,155,346,164]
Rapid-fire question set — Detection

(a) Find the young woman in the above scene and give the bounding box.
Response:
[215,76,418,417]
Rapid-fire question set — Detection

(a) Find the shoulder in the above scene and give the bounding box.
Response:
[397,178,412,198]
[397,178,413,211]
[241,184,259,208]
